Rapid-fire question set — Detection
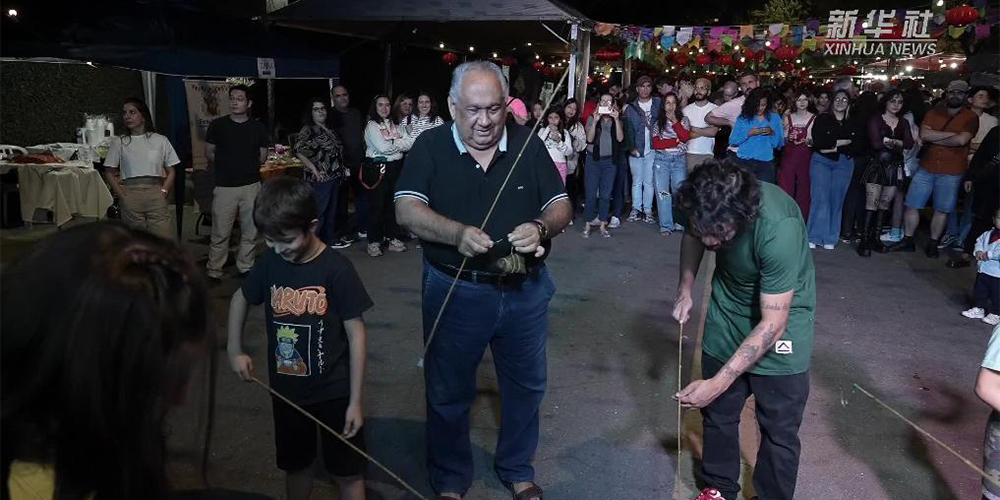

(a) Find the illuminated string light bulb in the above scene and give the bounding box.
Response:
[439,42,445,49]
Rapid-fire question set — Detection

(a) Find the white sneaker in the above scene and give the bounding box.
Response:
[822,244,835,250]
[809,243,816,249]
[609,216,621,229]
[674,223,685,231]
[387,238,407,252]
[963,307,986,319]
[985,314,1000,326]
[626,209,640,222]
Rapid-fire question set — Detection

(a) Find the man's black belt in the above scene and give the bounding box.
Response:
[429,260,539,285]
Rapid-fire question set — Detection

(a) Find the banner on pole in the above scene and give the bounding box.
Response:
[184,80,231,170]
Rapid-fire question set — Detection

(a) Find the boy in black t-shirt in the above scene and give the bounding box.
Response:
[227,177,373,500]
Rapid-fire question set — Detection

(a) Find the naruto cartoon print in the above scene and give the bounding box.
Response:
[274,324,310,376]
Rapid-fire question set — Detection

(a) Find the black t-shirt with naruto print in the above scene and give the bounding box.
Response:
[242,247,373,405]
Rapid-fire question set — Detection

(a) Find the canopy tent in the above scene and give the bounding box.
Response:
[266,0,593,99]
[1,3,343,238]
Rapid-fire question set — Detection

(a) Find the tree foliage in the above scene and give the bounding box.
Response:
[749,0,813,24]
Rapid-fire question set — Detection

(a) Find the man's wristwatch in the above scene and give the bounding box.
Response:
[531,219,549,240]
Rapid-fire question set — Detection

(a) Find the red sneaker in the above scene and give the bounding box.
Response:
[693,489,724,500]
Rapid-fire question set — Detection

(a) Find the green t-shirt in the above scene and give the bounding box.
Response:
[703,183,816,376]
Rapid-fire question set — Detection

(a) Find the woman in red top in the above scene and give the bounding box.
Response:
[779,89,816,221]
[651,93,691,235]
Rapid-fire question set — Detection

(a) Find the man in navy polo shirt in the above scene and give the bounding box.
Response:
[395,61,571,500]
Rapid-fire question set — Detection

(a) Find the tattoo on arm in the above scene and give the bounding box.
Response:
[717,323,783,382]
[760,300,790,311]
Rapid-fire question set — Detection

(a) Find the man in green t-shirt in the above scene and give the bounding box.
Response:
[672,159,816,500]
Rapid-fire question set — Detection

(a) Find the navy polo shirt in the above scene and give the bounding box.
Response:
[395,122,567,271]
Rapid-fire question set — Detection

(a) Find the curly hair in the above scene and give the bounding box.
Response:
[677,159,761,242]
[740,87,772,120]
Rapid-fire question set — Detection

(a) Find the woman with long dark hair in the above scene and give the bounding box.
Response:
[295,97,346,246]
[363,94,413,257]
[857,89,913,256]
[728,87,784,183]
[391,93,415,135]
[582,93,624,238]
[807,89,856,249]
[409,92,445,140]
[650,92,691,234]
[2,222,212,499]
[814,90,832,115]
[562,98,589,218]
[778,89,816,220]
[103,97,180,239]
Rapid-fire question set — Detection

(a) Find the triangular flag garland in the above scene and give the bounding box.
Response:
[590,7,997,62]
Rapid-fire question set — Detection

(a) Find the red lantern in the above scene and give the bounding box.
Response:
[780,62,796,72]
[717,54,734,66]
[775,46,797,61]
[744,49,764,62]
[532,61,545,71]
[442,52,458,65]
[586,77,594,85]
[595,49,623,62]
[695,53,712,65]
[733,59,746,69]
[946,5,980,26]
[501,56,517,66]
[672,53,690,66]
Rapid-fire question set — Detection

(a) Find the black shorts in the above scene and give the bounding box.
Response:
[272,397,366,477]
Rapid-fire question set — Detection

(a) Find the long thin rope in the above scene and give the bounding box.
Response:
[853,383,1000,488]
[250,377,429,500]
[676,321,684,491]
[418,67,572,367]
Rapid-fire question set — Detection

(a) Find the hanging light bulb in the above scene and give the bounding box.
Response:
[439,42,445,49]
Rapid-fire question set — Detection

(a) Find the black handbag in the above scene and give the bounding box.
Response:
[359,157,387,190]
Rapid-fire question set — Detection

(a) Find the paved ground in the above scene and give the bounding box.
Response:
[2,208,991,499]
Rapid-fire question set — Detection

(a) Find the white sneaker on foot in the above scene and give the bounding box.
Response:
[626,209,640,222]
[963,307,986,319]
[822,244,835,250]
[609,216,621,229]
[808,243,816,249]
[984,314,1000,326]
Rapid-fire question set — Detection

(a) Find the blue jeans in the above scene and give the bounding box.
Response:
[629,153,656,214]
[653,151,687,231]
[584,157,616,222]
[946,191,974,243]
[422,262,556,495]
[611,156,629,218]
[311,178,340,244]
[807,153,853,246]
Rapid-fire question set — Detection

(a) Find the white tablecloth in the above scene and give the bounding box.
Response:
[0,161,113,226]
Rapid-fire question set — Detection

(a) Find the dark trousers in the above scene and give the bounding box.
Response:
[366,159,401,245]
[700,354,810,500]
[964,217,994,254]
[584,156,616,223]
[975,273,1000,315]
[338,161,369,237]
[311,178,340,245]
[734,157,777,184]
[841,155,869,238]
[421,262,555,495]
[566,157,583,215]
[611,155,630,218]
